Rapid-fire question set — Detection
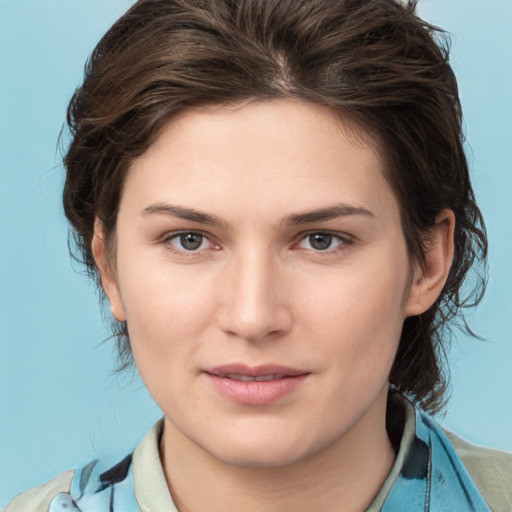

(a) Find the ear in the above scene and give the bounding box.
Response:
[405,209,455,317]
[91,218,126,322]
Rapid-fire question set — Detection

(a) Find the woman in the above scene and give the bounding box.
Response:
[5,0,511,510]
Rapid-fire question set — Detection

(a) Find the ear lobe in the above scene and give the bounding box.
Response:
[91,219,126,322]
[405,209,455,317]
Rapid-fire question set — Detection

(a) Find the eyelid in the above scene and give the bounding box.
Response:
[160,229,221,254]
[295,229,353,242]
[158,228,354,254]
[294,230,354,251]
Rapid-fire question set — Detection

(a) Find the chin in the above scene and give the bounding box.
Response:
[210,442,308,469]
[195,424,333,469]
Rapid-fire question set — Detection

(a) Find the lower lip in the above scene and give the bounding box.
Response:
[205,373,309,405]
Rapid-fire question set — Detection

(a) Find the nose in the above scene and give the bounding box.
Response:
[217,245,292,343]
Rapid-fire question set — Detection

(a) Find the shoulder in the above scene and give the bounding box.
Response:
[3,422,167,512]
[4,470,75,512]
[445,430,512,512]
[4,453,137,512]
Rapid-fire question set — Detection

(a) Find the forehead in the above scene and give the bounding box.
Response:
[123,99,397,226]
[148,99,382,167]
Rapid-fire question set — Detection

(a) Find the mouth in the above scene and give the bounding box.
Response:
[205,363,308,378]
[214,373,290,382]
[203,364,310,405]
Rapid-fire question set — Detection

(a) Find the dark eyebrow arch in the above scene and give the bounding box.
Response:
[140,203,230,229]
[282,204,374,226]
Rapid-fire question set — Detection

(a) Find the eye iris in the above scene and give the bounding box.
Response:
[180,233,203,250]
[309,233,332,250]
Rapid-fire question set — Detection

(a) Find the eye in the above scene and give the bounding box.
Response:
[297,232,347,252]
[165,232,214,252]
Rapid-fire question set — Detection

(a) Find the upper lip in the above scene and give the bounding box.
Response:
[204,364,309,378]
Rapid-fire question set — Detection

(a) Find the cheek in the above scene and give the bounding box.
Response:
[298,252,409,371]
[303,258,408,329]
[115,254,218,366]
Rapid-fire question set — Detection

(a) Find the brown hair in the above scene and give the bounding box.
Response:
[63,0,487,412]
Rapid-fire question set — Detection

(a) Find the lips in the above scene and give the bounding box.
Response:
[219,373,287,382]
[203,364,309,405]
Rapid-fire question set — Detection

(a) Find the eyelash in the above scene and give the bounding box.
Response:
[295,231,353,254]
[161,231,219,256]
[160,230,353,256]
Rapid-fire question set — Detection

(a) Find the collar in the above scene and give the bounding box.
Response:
[56,396,491,512]
[374,395,492,511]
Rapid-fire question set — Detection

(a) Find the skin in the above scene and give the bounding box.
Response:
[93,99,454,512]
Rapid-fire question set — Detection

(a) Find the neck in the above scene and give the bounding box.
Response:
[160,390,395,512]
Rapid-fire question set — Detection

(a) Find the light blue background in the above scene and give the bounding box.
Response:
[1,0,511,506]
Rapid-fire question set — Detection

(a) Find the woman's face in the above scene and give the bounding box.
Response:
[98,100,422,467]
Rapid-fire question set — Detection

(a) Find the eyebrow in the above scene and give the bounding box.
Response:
[282,204,374,225]
[141,203,230,229]
[140,202,374,228]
